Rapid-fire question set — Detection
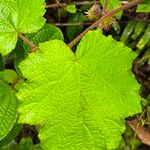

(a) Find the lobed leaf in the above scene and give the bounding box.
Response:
[0,0,46,56]
[17,30,141,150]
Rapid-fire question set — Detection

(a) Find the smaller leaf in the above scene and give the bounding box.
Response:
[0,80,18,140]
[137,24,150,49]
[0,69,18,84]
[0,0,46,56]
[136,0,150,12]
[121,21,136,43]
[137,4,150,12]
[0,124,21,147]
[18,138,41,150]
[131,22,146,40]
[66,4,77,14]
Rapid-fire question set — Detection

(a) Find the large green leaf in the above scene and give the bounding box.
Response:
[17,30,141,150]
[0,80,18,140]
[0,0,45,56]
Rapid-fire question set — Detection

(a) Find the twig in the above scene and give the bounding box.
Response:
[19,34,38,51]
[102,0,108,12]
[68,0,141,48]
[45,1,99,9]
[54,22,92,26]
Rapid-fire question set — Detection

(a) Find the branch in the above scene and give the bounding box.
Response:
[45,1,99,9]
[54,22,92,26]
[68,0,141,48]
[19,34,38,51]
[102,0,108,12]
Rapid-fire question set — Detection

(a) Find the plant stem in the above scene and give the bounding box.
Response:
[54,22,92,26]
[68,0,141,48]
[45,1,99,8]
[19,34,38,51]
[102,0,108,12]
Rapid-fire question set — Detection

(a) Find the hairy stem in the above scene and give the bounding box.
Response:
[54,22,92,26]
[68,0,141,48]
[46,1,99,8]
[102,0,108,12]
[19,34,38,51]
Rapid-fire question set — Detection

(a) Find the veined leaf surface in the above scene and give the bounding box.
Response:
[0,0,45,55]
[17,30,141,150]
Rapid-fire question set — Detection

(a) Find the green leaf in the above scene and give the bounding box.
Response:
[18,138,41,150]
[99,0,122,19]
[137,24,150,49]
[137,4,150,12]
[0,80,18,140]
[0,69,18,84]
[66,13,88,41]
[0,0,46,56]
[120,21,136,43]
[66,4,77,14]
[136,0,150,12]
[0,124,21,147]
[131,22,146,40]
[17,30,141,150]
[26,24,64,45]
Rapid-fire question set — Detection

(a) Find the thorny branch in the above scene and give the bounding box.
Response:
[102,0,109,12]
[68,0,141,48]
[45,1,129,9]
[45,1,99,8]
[19,0,141,51]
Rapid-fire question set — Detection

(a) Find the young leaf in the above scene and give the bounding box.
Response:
[0,80,18,140]
[137,4,150,12]
[0,0,46,56]
[0,69,18,84]
[65,4,77,14]
[26,24,64,45]
[66,13,88,41]
[0,124,21,147]
[131,22,146,40]
[136,0,150,12]
[99,0,122,19]
[120,21,136,43]
[137,24,150,49]
[17,30,141,150]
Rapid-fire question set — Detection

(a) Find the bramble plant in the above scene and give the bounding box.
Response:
[0,0,150,149]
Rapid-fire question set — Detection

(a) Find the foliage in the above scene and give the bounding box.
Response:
[0,0,45,56]
[0,0,149,149]
[136,0,150,12]
[0,79,18,140]
[121,21,150,50]
[26,24,64,45]
[17,30,141,149]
